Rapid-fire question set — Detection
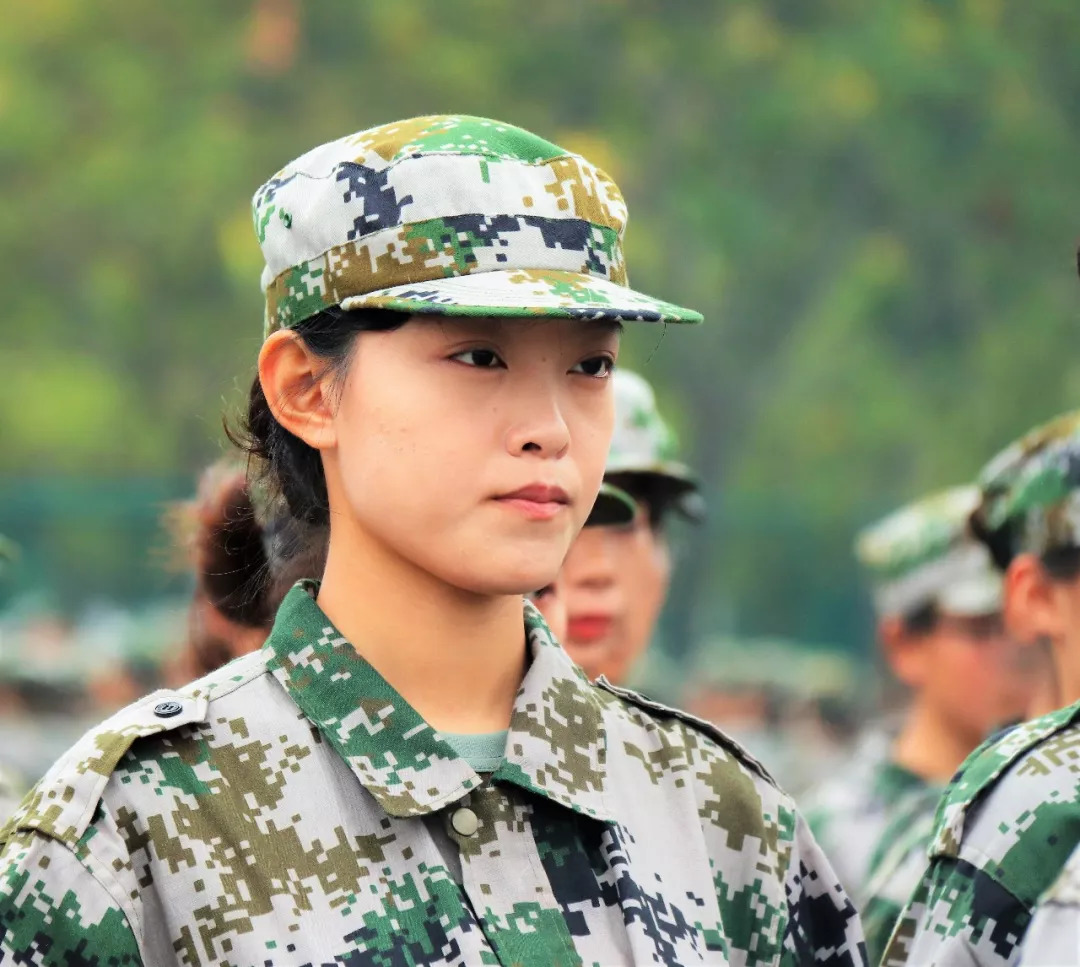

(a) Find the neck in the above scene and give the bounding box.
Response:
[891,698,979,784]
[1051,637,1080,708]
[316,518,528,735]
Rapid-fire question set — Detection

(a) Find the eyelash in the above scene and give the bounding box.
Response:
[450,349,616,378]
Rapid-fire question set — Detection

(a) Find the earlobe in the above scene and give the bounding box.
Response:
[257,331,338,451]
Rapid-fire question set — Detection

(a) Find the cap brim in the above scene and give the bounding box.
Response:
[340,269,702,324]
[585,483,638,527]
[604,468,704,522]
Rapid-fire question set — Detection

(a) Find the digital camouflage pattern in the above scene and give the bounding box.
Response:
[803,731,931,908]
[975,408,1080,560]
[858,779,940,965]
[1018,838,1080,965]
[253,115,703,335]
[0,583,865,965]
[883,701,1080,966]
[855,486,1001,619]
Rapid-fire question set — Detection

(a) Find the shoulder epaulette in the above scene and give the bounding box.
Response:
[2,689,209,847]
[932,700,1080,858]
[594,676,779,788]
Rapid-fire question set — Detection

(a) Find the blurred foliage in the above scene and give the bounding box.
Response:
[5,0,1080,659]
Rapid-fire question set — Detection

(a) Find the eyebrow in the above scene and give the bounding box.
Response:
[579,320,623,336]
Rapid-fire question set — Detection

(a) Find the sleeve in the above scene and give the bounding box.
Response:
[781,812,868,967]
[0,828,143,965]
[1019,903,1080,966]
[881,856,1027,967]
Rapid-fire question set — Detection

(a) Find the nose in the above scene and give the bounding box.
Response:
[504,376,571,458]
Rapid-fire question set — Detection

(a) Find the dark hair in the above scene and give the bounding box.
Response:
[230,305,410,527]
[970,505,1080,582]
[901,601,940,635]
[969,506,1016,572]
[1041,545,1080,582]
[189,466,273,628]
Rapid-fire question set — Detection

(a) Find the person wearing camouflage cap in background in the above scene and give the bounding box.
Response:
[559,368,703,684]
[884,410,1080,966]
[803,486,1036,963]
[528,481,636,641]
[0,117,863,964]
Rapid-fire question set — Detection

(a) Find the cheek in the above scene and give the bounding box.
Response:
[569,401,614,494]
[335,392,479,521]
[621,535,670,633]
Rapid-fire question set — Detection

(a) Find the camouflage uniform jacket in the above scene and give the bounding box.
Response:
[883,701,1080,966]
[859,779,940,964]
[0,584,865,966]
[1017,838,1080,965]
[803,731,926,905]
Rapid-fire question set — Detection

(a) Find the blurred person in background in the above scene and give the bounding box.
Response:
[560,368,703,684]
[0,117,862,963]
[806,485,1036,960]
[886,410,1080,966]
[528,481,636,641]
[166,460,277,678]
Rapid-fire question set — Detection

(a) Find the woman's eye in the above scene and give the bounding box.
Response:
[451,348,505,369]
[571,355,615,378]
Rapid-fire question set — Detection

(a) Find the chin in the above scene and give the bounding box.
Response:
[445,560,562,598]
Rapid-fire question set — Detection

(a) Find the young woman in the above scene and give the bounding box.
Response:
[0,116,863,965]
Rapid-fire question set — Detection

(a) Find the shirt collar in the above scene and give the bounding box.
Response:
[264,582,613,822]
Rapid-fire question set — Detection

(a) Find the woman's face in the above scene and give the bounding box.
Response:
[559,503,672,683]
[321,316,619,596]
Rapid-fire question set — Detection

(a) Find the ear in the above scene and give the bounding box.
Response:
[1005,553,1066,644]
[879,615,927,687]
[257,330,338,451]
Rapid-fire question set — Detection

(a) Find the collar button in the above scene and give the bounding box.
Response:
[450,806,479,837]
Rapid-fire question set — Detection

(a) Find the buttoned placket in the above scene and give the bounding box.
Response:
[443,782,582,967]
[265,585,618,965]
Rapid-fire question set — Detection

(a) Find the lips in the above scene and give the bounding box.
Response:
[567,615,614,643]
[494,484,571,521]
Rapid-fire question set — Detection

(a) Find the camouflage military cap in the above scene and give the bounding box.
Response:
[605,369,702,518]
[585,481,636,527]
[856,485,1001,617]
[975,409,1080,561]
[253,116,702,335]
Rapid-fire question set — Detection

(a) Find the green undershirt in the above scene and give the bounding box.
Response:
[440,730,508,774]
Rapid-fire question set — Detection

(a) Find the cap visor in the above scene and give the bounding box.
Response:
[341,269,702,324]
[585,483,638,527]
[605,469,704,522]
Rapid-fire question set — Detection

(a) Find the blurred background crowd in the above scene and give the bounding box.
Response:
[4,1,1080,816]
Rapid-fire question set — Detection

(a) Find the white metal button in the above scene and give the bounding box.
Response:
[450,807,479,837]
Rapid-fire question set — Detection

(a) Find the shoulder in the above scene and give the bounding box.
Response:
[2,648,271,848]
[0,826,142,962]
[931,701,1080,861]
[593,676,781,792]
[802,734,894,826]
